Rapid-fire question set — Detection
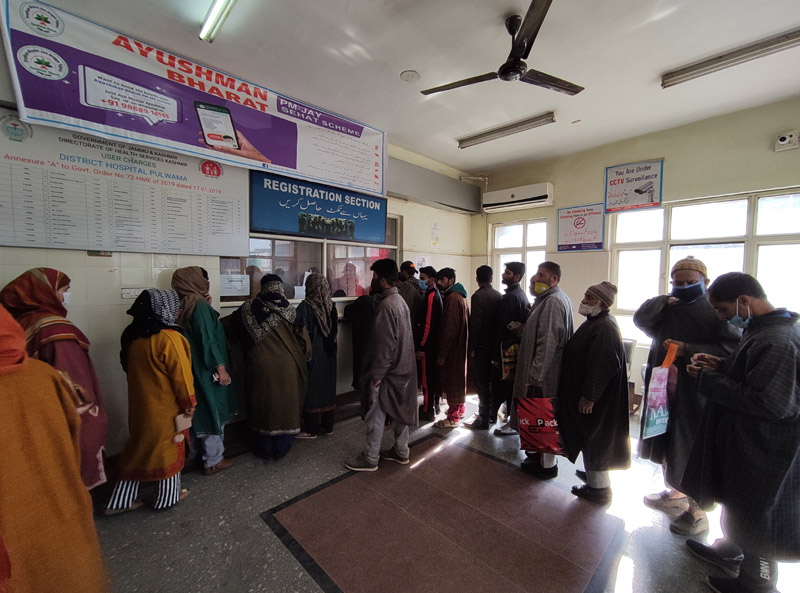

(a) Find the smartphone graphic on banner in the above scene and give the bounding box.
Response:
[195,101,239,149]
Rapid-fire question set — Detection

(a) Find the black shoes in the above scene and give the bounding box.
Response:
[520,460,558,480]
[686,539,743,578]
[463,414,490,430]
[571,484,612,505]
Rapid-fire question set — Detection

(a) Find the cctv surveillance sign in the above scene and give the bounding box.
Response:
[604,159,664,213]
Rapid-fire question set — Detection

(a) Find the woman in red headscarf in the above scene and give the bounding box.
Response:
[0,267,107,489]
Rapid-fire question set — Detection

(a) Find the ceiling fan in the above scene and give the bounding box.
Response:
[420,0,584,97]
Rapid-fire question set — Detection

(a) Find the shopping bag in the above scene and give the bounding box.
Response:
[642,342,678,439]
[500,340,519,380]
[516,396,564,455]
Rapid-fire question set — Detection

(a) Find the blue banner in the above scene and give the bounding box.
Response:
[250,171,387,244]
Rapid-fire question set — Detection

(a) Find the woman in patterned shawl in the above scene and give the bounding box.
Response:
[228,275,310,460]
[0,267,107,489]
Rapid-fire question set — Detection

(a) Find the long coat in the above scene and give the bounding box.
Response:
[296,301,338,412]
[682,310,800,560]
[634,294,740,488]
[492,282,529,367]
[438,283,469,406]
[558,313,630,470]
[343,295,377,390]
[512,286,574,401]
[362,287,418,426]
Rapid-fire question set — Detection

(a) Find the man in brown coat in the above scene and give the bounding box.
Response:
[434,267,469,428]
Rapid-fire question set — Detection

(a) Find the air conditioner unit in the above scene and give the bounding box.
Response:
[481,182,554,213]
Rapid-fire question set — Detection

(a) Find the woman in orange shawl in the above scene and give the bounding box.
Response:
[0,304,107,593]
[0,268,107,489]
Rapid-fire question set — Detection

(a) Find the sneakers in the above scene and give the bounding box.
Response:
[344,453,378,472]
[497,402,509,423]
[686,539,743,578]
[571,484,612,505]
[202,457,235,476]
[706,575,778,593]
[493,422,518,436]
[380,448,410,465]
[295,431,317,440]
[643,490,690,511]
[520,460,558,480]
[463,414,490,430]
[670,510,709,535]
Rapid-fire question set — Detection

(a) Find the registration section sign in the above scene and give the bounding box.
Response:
[0,0,386,197]
[251,171,387,244]
[557,203,605,252]
[604,159,664,213]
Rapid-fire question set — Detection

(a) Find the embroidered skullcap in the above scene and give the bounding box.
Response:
[587,281,617,307]
[671,256,707,279]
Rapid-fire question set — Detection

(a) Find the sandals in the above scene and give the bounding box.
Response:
[434,419,459,428]
[104,499,144,516]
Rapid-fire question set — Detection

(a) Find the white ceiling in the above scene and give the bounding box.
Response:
[46,0,800,174]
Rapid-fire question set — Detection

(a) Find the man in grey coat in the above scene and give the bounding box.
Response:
[345,259,419,471]
[510,261,574,479]
[684,273,800,593]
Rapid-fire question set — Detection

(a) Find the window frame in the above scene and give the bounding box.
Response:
[491,219,548,293]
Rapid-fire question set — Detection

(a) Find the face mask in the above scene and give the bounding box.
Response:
[370,278,384,294]
[418,279,427,291]
[578,302,603,317]
[671,281,705,303]
[61,291,70,306]
[728,300,751,329]
[533,281,550,295]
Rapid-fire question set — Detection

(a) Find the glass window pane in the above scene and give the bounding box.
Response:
[327,245,395,298]
[249,238,272,256]
[614,314,652,347]
[495,224,523,249]
[386,217,398,245]
[757,194,800,236]
[527,222,547,247]
[526,250,546,293]
[668,243,744,283]
[617,250,661,310]
[671,200,747,240]
[348,246,365,258]
[495,252,523,296]
[615,208,664,243]
[758,244,800,314]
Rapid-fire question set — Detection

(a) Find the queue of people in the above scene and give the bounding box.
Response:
[1,255,798,593]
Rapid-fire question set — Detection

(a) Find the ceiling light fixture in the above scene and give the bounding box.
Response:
[199,0,237,43]
[661,26,800,88]
[457,111,555,149]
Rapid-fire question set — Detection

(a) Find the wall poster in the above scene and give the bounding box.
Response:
[557,203,605,251]
[604,159,664,213]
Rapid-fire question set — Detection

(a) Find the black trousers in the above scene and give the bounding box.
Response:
[473,345,500,420]
[303,410,335,435]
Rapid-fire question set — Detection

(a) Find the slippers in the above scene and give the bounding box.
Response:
[104,499,144,516]
[434,419,459,428]
[179,488,190,502]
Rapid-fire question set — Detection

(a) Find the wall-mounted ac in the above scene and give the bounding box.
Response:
[482,182,554,213]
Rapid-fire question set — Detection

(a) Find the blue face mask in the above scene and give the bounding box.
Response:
[728,300,751,329]
[671,281,705,303]
[418,279,427,291]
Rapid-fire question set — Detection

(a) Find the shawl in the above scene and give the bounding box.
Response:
[0,268,90,354]
[303,273,334,337]
[120,289,181,371]
[237,281,296,349]
[0,305,27,375]
[171,266,210,329]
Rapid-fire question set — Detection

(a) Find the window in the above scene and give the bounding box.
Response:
[611,190,800,343]
[492,220,547,298]
[327,244,397,297]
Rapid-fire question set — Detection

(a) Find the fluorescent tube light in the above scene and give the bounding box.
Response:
[662,27,800,88]
[457,111,555,149]
[199,0,237,42]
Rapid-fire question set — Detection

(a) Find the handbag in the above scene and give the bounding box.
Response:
[516,390,564,455]
[500,340,519,380]
[642,342,679,439]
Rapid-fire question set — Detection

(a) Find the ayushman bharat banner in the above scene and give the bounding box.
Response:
[0,0,386,197]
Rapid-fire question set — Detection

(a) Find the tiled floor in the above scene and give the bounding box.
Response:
[94,395,799,593]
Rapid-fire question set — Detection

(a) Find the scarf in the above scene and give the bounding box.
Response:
[303,273,334,337]
[0,267,90,355]
[236,281,296,349]
[0,304,27,375]
[171,266,210,328]
[119,289,181,371]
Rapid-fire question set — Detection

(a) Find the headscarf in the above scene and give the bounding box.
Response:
[171,266,210,328]
[303,273,334,338]
[236,279,296,349]
[0,304,27,375]
[119,289,181,371]
[0,268,90,355]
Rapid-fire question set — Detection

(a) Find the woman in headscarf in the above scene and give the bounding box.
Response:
[0,267,107,489]
[171,266,237,476]
[295,273,338,438]
[0,305,107,592]
[226,275,310,460]
[105,289,196,514]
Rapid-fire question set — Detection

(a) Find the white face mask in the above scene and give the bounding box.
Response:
[61,291,71,306]
[578,302,603,317]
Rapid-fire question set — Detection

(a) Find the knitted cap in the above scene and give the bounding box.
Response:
[671,256,707,279]
[586,281,617,307]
